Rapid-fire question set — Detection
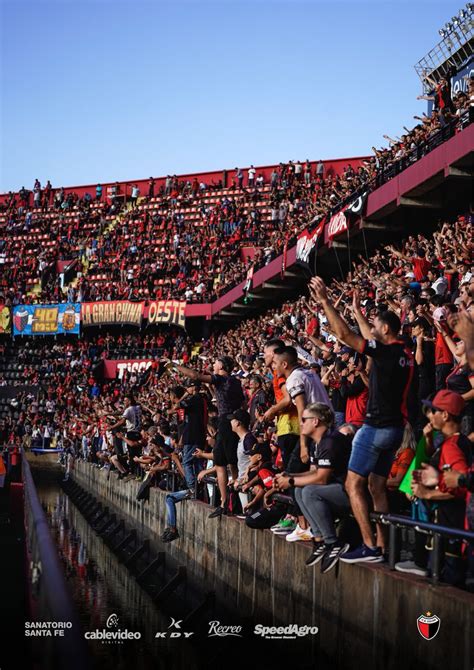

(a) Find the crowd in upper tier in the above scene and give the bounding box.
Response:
[0,85,471,307]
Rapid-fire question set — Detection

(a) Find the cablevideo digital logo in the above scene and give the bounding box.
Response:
[417,612,441,640]
[84,613,142,644]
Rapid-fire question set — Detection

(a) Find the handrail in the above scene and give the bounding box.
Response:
[22,450,91,670]
[370,511,474,542]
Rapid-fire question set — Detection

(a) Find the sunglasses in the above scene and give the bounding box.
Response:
[301,415,317,422]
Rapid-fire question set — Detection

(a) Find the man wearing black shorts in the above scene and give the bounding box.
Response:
[173,356,246,518]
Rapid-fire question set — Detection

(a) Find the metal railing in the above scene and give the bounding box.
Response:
[22,450,91,670]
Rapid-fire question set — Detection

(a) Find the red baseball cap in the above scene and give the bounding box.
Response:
[422,390,465,416]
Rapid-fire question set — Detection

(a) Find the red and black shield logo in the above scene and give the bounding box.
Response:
[417,613,441,640]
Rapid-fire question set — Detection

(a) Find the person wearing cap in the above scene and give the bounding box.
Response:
[175,379,207,491]
[410,390,472,586]
[228,408,257,513]
[241,441,275,516]
[172,355,245,518]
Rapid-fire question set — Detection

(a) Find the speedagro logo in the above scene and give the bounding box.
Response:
[254,624,319,640]
[84,613,141,644]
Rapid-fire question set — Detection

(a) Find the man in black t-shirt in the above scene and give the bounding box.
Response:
[178,380,207,489]
[275,402,351,573]
[172,355,245,518]
[309,277,414,564]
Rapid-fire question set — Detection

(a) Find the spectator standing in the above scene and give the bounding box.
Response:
[235,168,243,189]
[263,339,301,469]
[173,355,245,518]
[248,165,256,188]
[273,345,332,467]
[309,277,414,564]
[177,380,207,489]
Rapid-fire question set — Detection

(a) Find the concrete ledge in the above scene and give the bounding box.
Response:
[72,461,474,670]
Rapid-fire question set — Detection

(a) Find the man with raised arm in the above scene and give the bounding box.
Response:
[309,277,414,563]
[171,355,245,519]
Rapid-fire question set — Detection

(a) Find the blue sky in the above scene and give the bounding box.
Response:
[0,0,463,192]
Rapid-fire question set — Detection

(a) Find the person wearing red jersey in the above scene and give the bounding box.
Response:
[309,277,414,564]
[412,390,472,586]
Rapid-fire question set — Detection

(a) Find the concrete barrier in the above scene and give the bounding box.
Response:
[72,461,474,670]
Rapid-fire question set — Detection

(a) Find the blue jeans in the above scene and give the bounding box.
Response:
[165,489,191,527]
[182,444,202,489]
[348,424,404,478]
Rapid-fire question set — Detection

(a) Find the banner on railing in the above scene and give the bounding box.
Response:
[103,359,154,380]
[326,191,368,242]
[296,220,325,275]
[146,300,186,328]
[0,306,11,334]
[12,303,80,336]
[81,301,144,327]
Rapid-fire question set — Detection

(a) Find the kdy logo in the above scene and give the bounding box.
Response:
[155,618,194,639]
[417,612,441,640]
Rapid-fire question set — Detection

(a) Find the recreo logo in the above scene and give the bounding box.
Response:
[208,620,243,637]
[417,612,441,640]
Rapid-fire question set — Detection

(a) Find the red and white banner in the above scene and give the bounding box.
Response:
[103,359,153,380]
[296,220,324,264]
[327,210,348,241]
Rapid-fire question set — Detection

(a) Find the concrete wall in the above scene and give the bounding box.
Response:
[72,462,474,670]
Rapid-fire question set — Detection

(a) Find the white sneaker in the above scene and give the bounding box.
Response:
[394,560,428,577]
[285,525,314,542]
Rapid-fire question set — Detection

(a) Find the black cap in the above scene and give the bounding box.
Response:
[249,441,272,461]
[227,409,251,428]
[185,378,201,389]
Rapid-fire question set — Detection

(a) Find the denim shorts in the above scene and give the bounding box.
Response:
[348,423,404,478]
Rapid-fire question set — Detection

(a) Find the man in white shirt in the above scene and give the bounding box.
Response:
[273,345,332,464]
[248,165,256,188]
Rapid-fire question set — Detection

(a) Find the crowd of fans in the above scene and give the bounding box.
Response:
[0,84,471,307]
[1,211,473,589]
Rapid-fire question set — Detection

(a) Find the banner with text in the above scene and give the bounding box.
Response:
[81,301,145,327]
[103,359,154,380]
[13,303,80,336]
[326,191,368,242]
[295,220,325,276]
[146,300,186,329]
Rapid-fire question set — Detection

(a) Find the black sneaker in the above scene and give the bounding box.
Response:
[161,527,179,543]
[305,541,326,567]
[117,471,129,480]
[208,506,225,519]
[320,541,350,573]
